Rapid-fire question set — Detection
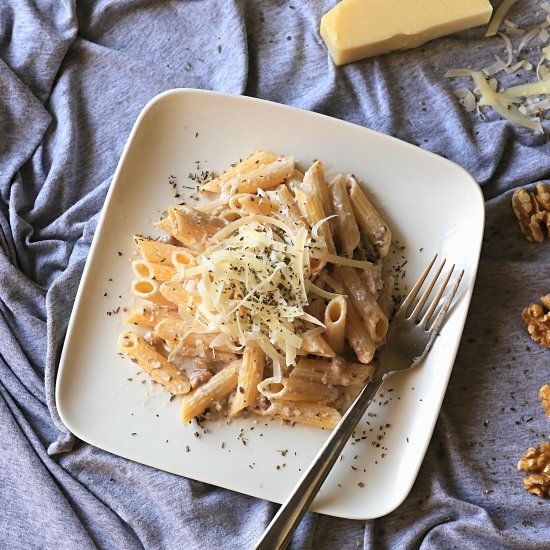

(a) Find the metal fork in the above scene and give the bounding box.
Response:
[254,255,464,550]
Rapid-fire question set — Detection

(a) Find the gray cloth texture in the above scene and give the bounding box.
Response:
[1,0,549,549]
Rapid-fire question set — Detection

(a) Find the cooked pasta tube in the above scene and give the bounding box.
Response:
[132,259,176,282]
[289,357,375,387]
[323,295,347,354]
[154,217,177,240]
[134,235,181,265]
[377,274,395,319]
[158,281,199,310]
[267,184,306,231]
[194,199,222,215]
[287,169,304,191]
[118,331,190,394]
[299,333,335,358]
[159,206,224,249]
[330,174,360,258]
[257,376,339,404]
[132,278,174,307]
[228,193,273,216]
[255,400,341,429]
[308,256,326,278]
[230,346,265,416]
[346,175,392,257]
[201,151,279,193]
[227,194,248,211]
[301,161,333,219]
[154,318,234,354]
[359,262,383,298]
[334,265,388,344]
[180,361,240,423]
[294,188,336,255]
[220,155,295,197]
[171,250,196,271]
[125,305,178,328]
[219,209,244,223]
[345,300,376,364]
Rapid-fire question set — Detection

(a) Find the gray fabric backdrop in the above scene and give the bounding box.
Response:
[1,1,549,548]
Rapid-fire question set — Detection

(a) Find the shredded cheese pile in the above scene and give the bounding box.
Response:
[447,1,550,131]
[175,215,335,378]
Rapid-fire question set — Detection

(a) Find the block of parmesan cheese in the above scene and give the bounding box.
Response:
[320,0,493,66]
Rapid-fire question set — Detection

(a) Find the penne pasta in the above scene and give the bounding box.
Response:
[119,151,395,430]
[230,346,265,416]
[267,184,306,231]
[330,174,360,258]
[358,262,383,298]
[346,175,392,257]
[220,155,295,197]
[323,295,347,354]
[301,160,333,219]
[218,209,245,223]
[287,169,304,190]
[171,249,196,271]
[154,217,177,240]
[255,400,341,429]
[158,206,224,249]
[228,193,273,216]
[180,361,240,423]
[158,281,199,310]
[378,274,395,319]
[125,305,178,328]
[132,278,174,307]
[132,259,176,282]
[334,265,388,345]
[289,357,376,387]
[154,318,233,354]
[294,187,336,255]
[200,151,279,193]
[118,331,190,394]
[134,235,181,265]
[258,376,339,404]
[299,333,336,358]
[194,199,222,215]
[345,300,377,364]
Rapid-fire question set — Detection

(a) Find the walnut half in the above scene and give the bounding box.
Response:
[518,442,550,497]
[521,295,550,348]
[512,183,550,242]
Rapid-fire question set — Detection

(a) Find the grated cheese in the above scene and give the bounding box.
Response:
[446,3,550,132]
[184,216,330,377]
[472,71,544,131]
[173,210,382,380]
[499,32,513,66]
[504,18,525,36]
[518,19,550,53]
[452,88,477,112]
[486,0,519,37]
[502,80,550,97]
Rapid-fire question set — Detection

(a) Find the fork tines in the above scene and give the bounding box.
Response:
[400,254,464,331]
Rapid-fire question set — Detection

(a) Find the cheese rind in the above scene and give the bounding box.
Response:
[320,0,493,66]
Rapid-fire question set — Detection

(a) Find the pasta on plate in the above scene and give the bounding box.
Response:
[119,152,393,430]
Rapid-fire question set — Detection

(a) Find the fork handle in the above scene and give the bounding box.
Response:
[254,371,386,550]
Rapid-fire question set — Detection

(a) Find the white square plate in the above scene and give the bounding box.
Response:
[56,89,484,520]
